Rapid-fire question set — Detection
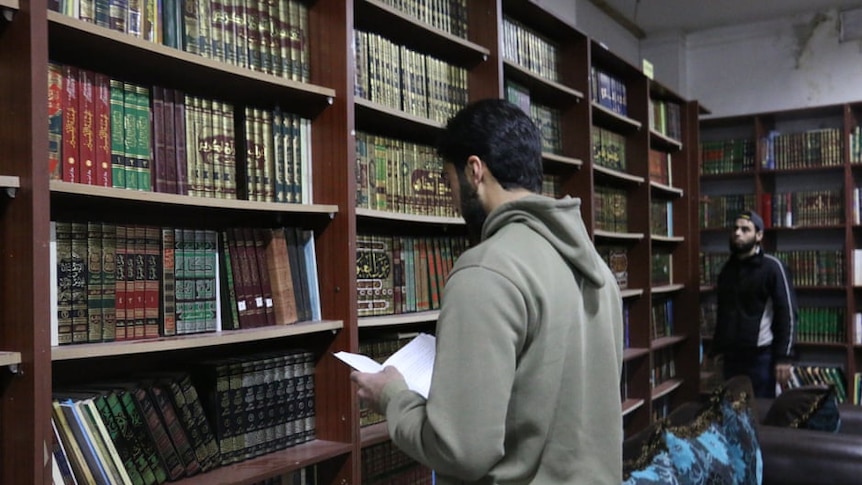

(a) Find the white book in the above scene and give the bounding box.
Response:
[334,333,436,398]
[50,221,58,347]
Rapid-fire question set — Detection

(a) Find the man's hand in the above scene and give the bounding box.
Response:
[775,363,793,387]
[350,366,405,415]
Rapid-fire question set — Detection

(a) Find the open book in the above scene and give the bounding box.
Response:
[334,333,436,399]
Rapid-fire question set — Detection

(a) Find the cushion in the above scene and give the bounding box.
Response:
[622,439,681,485]
[716,378,762,485]
[662,412,735,485]
[763,384,841,432]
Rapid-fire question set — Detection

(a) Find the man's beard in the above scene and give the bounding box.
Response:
[729,236,756,256]
[459,176,487,245]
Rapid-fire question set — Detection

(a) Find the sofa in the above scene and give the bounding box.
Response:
[622,378,862,485]
[755,398,862,485]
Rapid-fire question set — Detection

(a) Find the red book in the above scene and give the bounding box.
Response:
[78,68,96,185]
[144,226,161,338]
[760,193,773,229]
[94,73,112,187]
[61,65,80,183]
[48,62,63,180]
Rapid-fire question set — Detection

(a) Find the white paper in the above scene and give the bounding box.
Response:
[334,333,436,398]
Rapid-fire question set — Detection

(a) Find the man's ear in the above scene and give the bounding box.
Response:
[465,155,483,185]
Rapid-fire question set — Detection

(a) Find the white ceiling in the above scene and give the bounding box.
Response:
[595,0,862,35]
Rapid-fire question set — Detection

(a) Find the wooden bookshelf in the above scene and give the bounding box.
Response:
[0,0,703,482]
[52,320,343,361]
[359,422,391,448]
[651,378,684,400]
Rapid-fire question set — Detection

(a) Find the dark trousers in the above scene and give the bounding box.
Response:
[723,347,775,398]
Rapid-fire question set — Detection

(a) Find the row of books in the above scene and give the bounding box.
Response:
[591,125,627,172]
[700,300,717,337]
[651,298,674,340]
[357,332,417,427]
[761,189,843,228]
[50,222,321,345]
[786,365,848,403]
[362,441,433,485]
[774,249,845,287]
[48,62,313,203]
[850,125,862,164]
[500,16,560,83]
[593,186,628,233]
[698,193,757,229]
[699,252,728,286]
[648,99,682,142]
[541,173,562,199]
[648,149,673,186]
[249,464,319,485]
[849,187,862,224]
[650,200,674,237]
[796,306,846,343]
[597,245,628,289]
[651,252,673,286]
[353,30,469,124]
[375,0,469,39]
[354,132,456,217]
[761,128,843,170]
[503,81,564,155]
[852,373,862,405]
[700,138,756,175]
[51,351,316,485]
[52,0,312,81]
[651,347,677,389]
[356,234,468,317]
[590,66,628,117]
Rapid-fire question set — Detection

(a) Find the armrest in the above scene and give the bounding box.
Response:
[759,425,862,485]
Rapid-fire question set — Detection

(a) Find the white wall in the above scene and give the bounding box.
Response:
[574,0,640,66]
[686,8,862,117]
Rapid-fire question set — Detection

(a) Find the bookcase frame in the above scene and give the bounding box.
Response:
[0,0,701,482]
[700,102,862,402]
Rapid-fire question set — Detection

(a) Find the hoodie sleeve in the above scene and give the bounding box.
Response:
[381,265,528,482]
[768,256,797,362]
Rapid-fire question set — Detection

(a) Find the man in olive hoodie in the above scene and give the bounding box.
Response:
[351,99,624,485]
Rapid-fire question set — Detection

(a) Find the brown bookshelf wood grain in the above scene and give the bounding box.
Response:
[355,207,464,225]
[356,0,490,68]
[178,439,353,485]
[354,97,444,145]
[360,422,391,448]
[624,347,650,361]
[52,320,343,361]
[49,180,339,215]
[651,335,686,351]
[542,152,583,167]
[47,12,336,118]
[593,164,645,184]
[651,379,683,400]
[503,60,584,106]
[649,181,683,198]
[650,129,683,151]
[591,102,642,132]
[359,311,440,328]
[622,398,645,417]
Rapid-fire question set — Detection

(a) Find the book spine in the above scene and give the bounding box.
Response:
[160,227,177,337]
[101,223,117,341]
[70,222,90,343]
[144,226,161,338]
[151,86,167,193]
[110,79,127,189]
[94,73,113,187]
[218,230,240,330]
[133,225,147,339]
[134,85,152,192]
[78,69,96,186]
[48,62,64,180]
[86,221,104,343]
[127,387,185,480]
[174,90,188,195]
[147,384,201,476]
[202,230,219,333]
[62,65,80,183]
[114,224,128,340]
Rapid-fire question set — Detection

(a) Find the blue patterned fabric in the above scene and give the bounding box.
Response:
[662,422,734,485]
[719,400,762,485]
[622,450,680,485]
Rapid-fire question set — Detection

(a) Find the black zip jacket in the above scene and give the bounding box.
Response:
[710,248,798,362]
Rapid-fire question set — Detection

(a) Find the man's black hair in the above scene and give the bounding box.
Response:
[436,98,543,193]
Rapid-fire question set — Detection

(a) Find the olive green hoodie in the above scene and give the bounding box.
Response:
[380,194,624,485]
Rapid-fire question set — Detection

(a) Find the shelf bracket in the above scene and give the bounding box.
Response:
[4,186,16,198]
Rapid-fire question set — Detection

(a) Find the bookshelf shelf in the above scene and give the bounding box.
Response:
[651,379,684,400]
[359,311,440,328]
[360,422,391,448]
[649,130,683,151]
[355,97,444,145]
[650,235,685,243]
[593,229,645,240]
[593,164,645,185]
[766,225,845,232]
[178,439,353,485]
[591,102,642,133]
[0,175,20,188]
[651,335,687,351]
[620,288,645,299]
[51,320,344,361]
[49,180,339,215]
[0,351,21,367]
[795,341,848,349]
[355,0,490,68]
[649,181,683,198]
[621,398,645,417]
[47,12,336,119]
[652,284,685,294]
[503,60,583,106]
[542,152,583,168]
[624,347,650,361]
[700,285,715,292]
[700,171,754,181]
[355,208,464,226]
[0,0,17,11]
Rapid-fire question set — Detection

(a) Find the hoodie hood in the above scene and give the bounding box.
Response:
[481,194,607,288]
